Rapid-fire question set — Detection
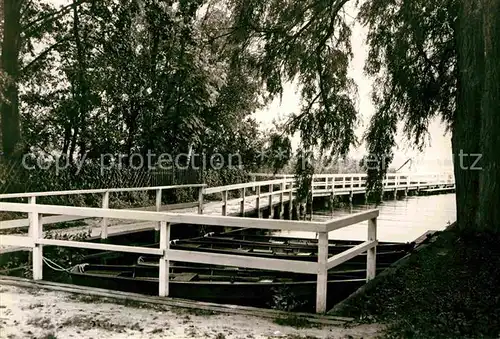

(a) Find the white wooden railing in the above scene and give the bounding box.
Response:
[0,201,378,313]
[0,172,454,233]
[204,178,297,218]
[0,184,206,238]
[251,172,455,198]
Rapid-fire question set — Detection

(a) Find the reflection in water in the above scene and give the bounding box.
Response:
[275,194,457,243]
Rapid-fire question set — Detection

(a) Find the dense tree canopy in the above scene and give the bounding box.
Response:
[1,0,269,165]
[1,0,499,230]
[359,0,457,198]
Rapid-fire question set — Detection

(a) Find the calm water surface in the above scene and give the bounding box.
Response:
[275,194,457,243]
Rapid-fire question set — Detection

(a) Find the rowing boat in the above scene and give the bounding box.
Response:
[68,263,366,311]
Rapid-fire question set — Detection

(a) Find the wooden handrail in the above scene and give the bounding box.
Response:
[0,184,207,200]
[204,179,294,194]
[0,200,378,314]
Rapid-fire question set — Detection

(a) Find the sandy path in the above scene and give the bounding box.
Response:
[0,285,382,339]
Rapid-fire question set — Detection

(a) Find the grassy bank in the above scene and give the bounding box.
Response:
[333,228,500,339]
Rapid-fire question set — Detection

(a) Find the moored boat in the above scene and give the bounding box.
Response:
[164,239,409,264]
[68,263,366,311]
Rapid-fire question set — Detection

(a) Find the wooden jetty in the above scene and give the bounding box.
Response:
[0,171,455,243]
[0,172,455,313]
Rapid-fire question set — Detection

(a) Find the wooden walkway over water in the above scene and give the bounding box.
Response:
[0,172,454,313]
[0,172,454,244]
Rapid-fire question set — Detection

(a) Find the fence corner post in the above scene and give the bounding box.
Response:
[367,217,377,281]
[30,204,43,281]
[159,221,170,297]
[316,231,328,313]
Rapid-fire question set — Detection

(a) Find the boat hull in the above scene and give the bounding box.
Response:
[69,265,365,311]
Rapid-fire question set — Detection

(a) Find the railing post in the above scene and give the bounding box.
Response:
[222,190,228,216]
[240,187,246,216]
[159,221,170,297]
[198,186,204,215]
[27,196,36,238]
[268,184,274,219]
[367,217,377,281]
[279,180,284,218]
[154,189,162,242]
[30,204,43,281]
[101,191,109,240]
[288,181,293,220]
[330,181,335,211]
[256,185,261,218]
[309,177,314,221]
[316,231,328,313]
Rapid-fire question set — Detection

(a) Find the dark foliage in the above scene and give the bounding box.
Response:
[336,229,500,338]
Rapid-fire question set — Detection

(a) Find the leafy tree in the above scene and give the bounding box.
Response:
[359,0,499,231]
[225,0,499,232]
[1,0,86,158]
[226,0,359,157]
[3,0,268,183]
[358,0,458,203]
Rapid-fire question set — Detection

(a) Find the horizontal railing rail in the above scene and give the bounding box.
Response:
[204,178,297,218]
[0,184,207,237]
[1,172,455,233]
[0,184,207,200]
[308,172,455,195]
[0,201,379,313]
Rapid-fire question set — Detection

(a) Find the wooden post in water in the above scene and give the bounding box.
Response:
[256,186,261,218]
[268,184,274,219]
[240,187,246,216]
[279,180,285,219]
[159,221,170,297]
[309,177,314,221]
[316,231,329,313]
[198,186,204,214]
[101,191,109,241]
[222,190,228,216]
[367,217,377,281]
[154,189,162,242]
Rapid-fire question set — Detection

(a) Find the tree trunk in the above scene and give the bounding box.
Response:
[453,0,484,231]
[0,0,22,157]
[478,0,500,232]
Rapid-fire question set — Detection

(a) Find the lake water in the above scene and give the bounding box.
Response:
[274,194,457,243]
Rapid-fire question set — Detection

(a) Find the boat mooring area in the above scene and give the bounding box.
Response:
[0,172,455,317]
